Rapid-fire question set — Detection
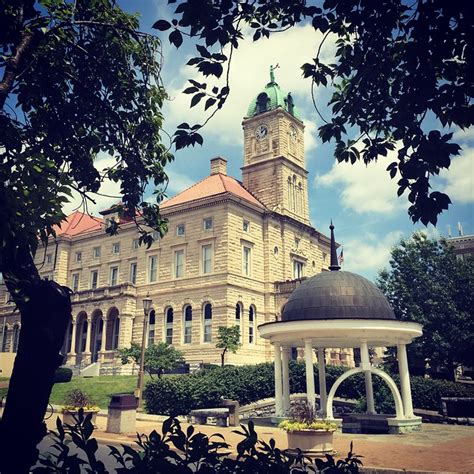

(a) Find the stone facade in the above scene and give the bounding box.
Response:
[0,76,355,369]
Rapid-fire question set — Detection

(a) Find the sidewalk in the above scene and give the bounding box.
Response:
[45,413,474,473]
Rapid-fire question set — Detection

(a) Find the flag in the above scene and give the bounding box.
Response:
[338,248,344,265]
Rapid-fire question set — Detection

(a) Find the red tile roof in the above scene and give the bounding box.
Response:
[55,211,102,236]
[161,173,265,209]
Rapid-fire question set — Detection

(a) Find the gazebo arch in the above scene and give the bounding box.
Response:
[325,367,404,419]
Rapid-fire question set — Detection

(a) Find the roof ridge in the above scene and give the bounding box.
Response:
[162,173,215,204]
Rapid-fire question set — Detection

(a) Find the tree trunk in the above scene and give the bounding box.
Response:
[0,248,71,473]
[221,348,227,367]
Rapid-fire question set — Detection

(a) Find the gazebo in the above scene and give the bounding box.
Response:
[258,224,423,433]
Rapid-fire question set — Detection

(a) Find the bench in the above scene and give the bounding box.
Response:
[189,408,229,427]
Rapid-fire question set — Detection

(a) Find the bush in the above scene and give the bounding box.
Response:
[143,362,474,415]
[53,367,73,384]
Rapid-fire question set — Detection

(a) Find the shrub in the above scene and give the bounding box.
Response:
[62,388,98,412]
[143,362,474,415]
[53,367,73,384]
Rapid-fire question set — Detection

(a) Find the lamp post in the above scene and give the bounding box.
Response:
[136,297,152,408]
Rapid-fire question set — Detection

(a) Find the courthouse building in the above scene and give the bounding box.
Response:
[0,72,354,371]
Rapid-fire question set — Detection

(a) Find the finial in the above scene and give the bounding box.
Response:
[329,220,340,271]
[269,64,279,84]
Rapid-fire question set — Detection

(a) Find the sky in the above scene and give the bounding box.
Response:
[68,0,473,282]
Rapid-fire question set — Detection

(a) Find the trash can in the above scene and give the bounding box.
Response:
[106,393,138,434]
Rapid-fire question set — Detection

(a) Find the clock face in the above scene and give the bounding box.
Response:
[255,124,268,141]
[289,125,297,141]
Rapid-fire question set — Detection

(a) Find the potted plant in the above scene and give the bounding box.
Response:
[62,388,100,426]
[279,401,337,455]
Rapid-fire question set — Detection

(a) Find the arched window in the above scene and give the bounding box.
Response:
[287,176,292,210]
[1,326,8,352]
[12,325,20,353]
[148,310,156,347]
[292,175,297,212]
[256,92,269,114]
[249,306,256,344]
[66,321,73,353]
[298,182,303,213]
[203,303,212,343]
[112,317,120,349]
[165,308,174,345]
[235,302,243,343]
[80,320,88,353]
[183,305,192,344]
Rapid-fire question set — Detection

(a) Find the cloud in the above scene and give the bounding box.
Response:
[341,230,404,276]
[315,148,408,214]
[163,25,335,151]
[453,127,474,143]
[440,147,474,203]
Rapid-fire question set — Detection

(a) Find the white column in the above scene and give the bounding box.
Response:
[274,343,283,417]
[317,348,327,416]
[99,317,108,362]
[69,321,77,355]
[85,317,92,353]
[360,342,375,415]
[281,346,290,415]
[398,343,414,417]
[304,339,316,410]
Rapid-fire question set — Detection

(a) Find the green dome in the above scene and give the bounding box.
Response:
[246,67,301,120]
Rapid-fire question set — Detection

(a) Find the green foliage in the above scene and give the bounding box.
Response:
[279,419,337,432]
[36,414,362,473]
[62,388,98,412]
[144,362,474,415]
[53,367,72,384]
[155,1,473,225]
[118,342,185,378]
[215,325,241,366]
[377,233,474,378]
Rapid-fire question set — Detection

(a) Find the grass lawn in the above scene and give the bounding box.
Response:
[1,375,152,409]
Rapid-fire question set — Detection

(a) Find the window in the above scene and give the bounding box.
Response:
[176,224,185,236]
[235,303,243,343]
[165,308,174,345]
[242,246,251,276]
[112,318,120,349]
[322,252,327,263]
[293,260,304,279]
[249,306,255,344]
[130,262,137,284]
[46,254,52,264]
[12,325,20,353]
[75,252,82,263]
[93,247,101,258]
[72,273,80,292]
[294,237,300,249]
[110,266,118,286]
[132,239,140,250]
[202,244,212,274]
[149,256,158,282]
[90,270,99,290]
[203,303,212,343]
[1,326,8,352]
[112,242,120,254]
[174,250,184,278]
[183,306,192,344]
[152,231,161,241]
[148,310,156,347]
[243,220,250,232]
[203,218,213,230]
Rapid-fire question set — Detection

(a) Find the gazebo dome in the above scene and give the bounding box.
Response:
[282,271,395,322]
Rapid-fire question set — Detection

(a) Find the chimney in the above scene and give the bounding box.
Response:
[210,157,227,175]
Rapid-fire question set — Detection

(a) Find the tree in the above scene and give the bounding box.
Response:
[377,233,474,380]
[118,342,185,378]
[0,1,171,471]
[154,0,473,226]
[215,326,241,367]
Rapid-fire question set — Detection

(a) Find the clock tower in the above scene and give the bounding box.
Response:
[242,67,309,224]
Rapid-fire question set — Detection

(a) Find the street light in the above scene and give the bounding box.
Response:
[136,296,152,408]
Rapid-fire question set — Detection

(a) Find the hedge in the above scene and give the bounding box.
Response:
[143,362,474,416]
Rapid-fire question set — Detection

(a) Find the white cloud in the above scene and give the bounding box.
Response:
[440,147,474,203]
[453,127,474,143]
[315,148,408,214]
[164,25,335,151]
[341,230,404,276]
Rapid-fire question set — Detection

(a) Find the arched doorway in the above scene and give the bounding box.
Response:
[106,307,120,350]
[91,309,103,363]
[75,312,88,364]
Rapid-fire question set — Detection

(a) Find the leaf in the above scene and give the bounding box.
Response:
[152,20,171,31]
[204,98,216,110]
[190,93,205,108]
[169,29,183,48]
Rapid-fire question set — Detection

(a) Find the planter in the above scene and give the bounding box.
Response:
[286,429,335,455]
[62,409,99,427]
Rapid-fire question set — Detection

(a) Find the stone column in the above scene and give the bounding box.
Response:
[281,346,290,415]
[84,317,93,364]
[398,343,414,418]
[304,339,316,409]
[360,341,375,414]
[274,343,283,417]
[69,320,77,356]
[99,317,108,363]
[119,314,134,349]
[317,347,327,416]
